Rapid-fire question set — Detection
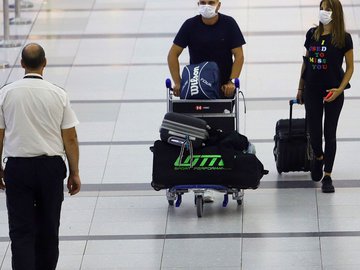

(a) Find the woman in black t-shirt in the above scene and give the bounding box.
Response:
[296,0,354,193]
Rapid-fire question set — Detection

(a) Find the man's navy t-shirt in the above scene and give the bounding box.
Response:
[174,13,246,87]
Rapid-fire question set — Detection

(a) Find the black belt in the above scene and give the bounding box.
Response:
[6,155,61,160]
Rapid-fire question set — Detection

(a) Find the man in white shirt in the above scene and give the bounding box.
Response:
[0,43,81,270]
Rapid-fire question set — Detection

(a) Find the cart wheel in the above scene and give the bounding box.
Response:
[237,199,243,205]
[151,182,162,191]
[195,195,204,217]
[168,200,174,206]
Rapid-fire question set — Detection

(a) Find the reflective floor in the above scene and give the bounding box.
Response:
[0,0,360,269]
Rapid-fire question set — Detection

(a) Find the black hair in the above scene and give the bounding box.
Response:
[21,43,46,69]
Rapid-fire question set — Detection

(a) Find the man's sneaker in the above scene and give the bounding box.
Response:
[203,190,214,203]
[321,175,335,193]
[311,158,323,182]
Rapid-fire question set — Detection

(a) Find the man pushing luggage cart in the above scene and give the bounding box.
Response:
[149,0,267,217]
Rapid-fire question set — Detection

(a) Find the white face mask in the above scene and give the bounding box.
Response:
[319,10,332,25]
[198,4,218,19]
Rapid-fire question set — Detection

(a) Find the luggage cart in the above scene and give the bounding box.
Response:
[162,78,249,217]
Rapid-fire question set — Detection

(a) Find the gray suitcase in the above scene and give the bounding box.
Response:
[160,112,209,148]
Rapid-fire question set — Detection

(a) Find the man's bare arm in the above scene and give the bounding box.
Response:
[167,44,184,96]
[230,46,244,79]
[61,127,81,195]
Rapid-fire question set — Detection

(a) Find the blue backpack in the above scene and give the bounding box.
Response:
[180,61,220,99]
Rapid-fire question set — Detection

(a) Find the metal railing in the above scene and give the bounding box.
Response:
[0,0,34,67]
[10,0,32,25]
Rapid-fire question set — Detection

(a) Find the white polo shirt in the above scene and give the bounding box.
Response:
[0,73,79,157]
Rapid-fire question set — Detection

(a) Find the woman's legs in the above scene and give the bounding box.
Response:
[304,87,325,181]
[304,87,344,190]
[323,92,344,173]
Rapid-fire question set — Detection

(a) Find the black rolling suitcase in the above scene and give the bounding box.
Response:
[273,99,313,173]
[160,112,209,148]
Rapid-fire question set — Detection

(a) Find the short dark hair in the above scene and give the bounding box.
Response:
[21,43,46,69]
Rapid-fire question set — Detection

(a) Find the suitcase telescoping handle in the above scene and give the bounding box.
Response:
[288,99,306,137]
[289,99,300,122]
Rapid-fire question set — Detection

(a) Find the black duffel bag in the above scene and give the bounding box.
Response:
[151,140,267,191]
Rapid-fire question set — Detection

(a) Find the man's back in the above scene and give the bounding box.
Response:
[0,43,81,270]
[0,75,76,157]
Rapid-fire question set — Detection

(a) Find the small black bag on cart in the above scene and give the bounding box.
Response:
[273,100,313,173]
[160,112,209,149]
[151,140,267,191]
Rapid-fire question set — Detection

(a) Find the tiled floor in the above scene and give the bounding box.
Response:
[0,0,360,269]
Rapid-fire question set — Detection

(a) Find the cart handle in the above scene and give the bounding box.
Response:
[165,78,172,89]
[165,78,240,90]
[234,78,240,89]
